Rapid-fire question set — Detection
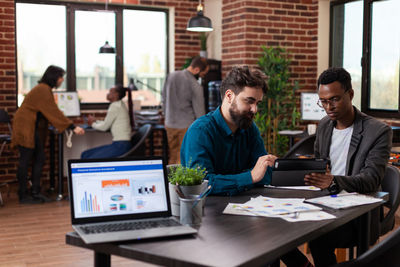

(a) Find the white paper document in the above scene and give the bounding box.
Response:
[223,196,335,222]
[305,193,383,209]
[265,185,321,191]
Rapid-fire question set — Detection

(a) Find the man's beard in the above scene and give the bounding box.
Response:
[229,100,255,130]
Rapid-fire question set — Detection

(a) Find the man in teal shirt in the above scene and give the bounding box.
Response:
[180,66,277,195]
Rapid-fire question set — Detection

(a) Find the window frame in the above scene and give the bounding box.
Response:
[15,0,169,110]
[330,0,400,119]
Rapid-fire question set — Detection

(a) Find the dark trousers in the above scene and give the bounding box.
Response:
[17,132,45,198]
[309,221,357,267]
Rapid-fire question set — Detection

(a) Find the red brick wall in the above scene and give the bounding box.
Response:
[221,0,319,93]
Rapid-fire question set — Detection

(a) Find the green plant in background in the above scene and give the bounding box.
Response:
[254,46,301,156]
[199,32,208,51]
[168,164,206,186]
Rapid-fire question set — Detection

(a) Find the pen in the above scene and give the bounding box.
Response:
[192,185,212,208]
[330,192,358,198]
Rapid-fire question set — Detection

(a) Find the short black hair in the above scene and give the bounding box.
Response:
[38,65,66,88]
[317,67,352,92]
[114,84,126,100]
[190,56,208,72]
[220,66,267,98]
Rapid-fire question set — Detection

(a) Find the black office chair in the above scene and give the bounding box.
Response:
[118,124,152,158]
[341,165,400,260]
[380,165,400,236]
[0,109,17,206]
[283,134,316,159]
[333,226,400,267]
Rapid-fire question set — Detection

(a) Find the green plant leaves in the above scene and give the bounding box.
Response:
[168,164,206,186]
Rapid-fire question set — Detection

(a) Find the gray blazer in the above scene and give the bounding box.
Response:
[315,107,392,193]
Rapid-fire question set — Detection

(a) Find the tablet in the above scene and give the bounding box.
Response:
[271,158,329,186]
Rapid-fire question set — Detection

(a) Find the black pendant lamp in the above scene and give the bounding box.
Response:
[187,0,213,32]
[99,41,115,54]
[99,0,116,54]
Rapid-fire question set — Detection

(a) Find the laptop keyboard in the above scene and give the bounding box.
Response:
[80,219,182,234]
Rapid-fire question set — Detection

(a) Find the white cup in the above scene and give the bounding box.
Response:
[307,124,317,135]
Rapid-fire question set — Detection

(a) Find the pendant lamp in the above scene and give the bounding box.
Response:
[99,0,115,54]
[187,0,213,32]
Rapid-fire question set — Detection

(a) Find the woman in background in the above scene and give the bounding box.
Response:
[81,84,132,159]
[12,65,85,204]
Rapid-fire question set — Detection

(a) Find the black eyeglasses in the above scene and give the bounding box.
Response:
[317,90,349,108]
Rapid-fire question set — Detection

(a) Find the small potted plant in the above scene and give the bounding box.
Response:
[167,164,207,216]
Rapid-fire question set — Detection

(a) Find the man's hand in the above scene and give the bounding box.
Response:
[251,155,277,183]
[304,165,333,189]
[87,115,95,126]
[73,126,85,135]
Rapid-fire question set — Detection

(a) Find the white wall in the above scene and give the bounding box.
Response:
[317,0,331,76]
[204,0,222,60]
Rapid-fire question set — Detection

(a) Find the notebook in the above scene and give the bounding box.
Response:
[67,156,197,244]
[271,158,329,186]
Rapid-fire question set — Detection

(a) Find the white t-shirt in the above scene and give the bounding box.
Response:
[329,125,354,176]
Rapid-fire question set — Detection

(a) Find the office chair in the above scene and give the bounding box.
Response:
[118,124,152,158]
[283,134,316,159]
[337,165,400,261]
[379,165,400,236]
[333,226,400,267]
[0,109,17,206]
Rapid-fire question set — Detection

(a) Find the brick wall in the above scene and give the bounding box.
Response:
[221,0,319,92]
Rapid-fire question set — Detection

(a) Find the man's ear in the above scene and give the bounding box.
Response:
[225,89,235,103]
[193,67,201,75]
[348,88,354,101]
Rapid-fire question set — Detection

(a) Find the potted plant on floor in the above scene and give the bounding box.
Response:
[167,164,207,216]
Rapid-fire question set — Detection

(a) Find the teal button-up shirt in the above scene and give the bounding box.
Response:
[180,107,272,195]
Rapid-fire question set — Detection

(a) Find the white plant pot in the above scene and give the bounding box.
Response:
[169,180,208,216]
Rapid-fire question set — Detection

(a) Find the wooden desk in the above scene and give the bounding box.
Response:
[66,188,386,267]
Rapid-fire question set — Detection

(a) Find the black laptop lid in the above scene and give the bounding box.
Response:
[68,156,171,225]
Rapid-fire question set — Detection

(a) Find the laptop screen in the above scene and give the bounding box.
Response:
[68,157,169,222]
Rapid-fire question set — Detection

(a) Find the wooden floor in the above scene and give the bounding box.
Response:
[0,186,399,267]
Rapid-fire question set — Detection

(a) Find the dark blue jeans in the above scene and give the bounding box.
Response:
[81,141,132,159]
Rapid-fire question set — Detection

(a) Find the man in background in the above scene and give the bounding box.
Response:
[162,56,209,164]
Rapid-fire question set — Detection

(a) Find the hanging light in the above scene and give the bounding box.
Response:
[187,0,213,32]
[99,41,115,54]
[99,0,115,54]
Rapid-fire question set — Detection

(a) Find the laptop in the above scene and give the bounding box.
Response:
[271,158,329,186]
[67,156,197,244]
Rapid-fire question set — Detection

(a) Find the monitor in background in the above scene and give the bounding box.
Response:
[53,91,80,117]
[301,92,326,121]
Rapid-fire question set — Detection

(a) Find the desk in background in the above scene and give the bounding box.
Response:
[49,124,168,200]
[66,188,387,267]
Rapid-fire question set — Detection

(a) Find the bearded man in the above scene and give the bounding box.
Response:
[180,66,277,195]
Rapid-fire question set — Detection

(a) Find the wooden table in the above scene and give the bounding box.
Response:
[66,187,387,267]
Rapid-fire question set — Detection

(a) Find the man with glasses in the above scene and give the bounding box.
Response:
[282,67,392,267]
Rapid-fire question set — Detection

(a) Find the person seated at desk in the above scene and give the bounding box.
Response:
[11,65,85,204]
[282,67,392,267]
[180,66,277,196]
[81,85,132,159]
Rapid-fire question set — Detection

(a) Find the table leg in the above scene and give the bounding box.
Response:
[94,252,111,267]
[357,211,371,256]
[49,131,55,191]
[57,133,64,201]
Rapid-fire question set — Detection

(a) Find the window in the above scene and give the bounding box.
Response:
[16,3,66,105]
[330,0,399,118]
[16,1,168,108]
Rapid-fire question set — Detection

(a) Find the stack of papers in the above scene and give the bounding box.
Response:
[223,196,336,222]
[305,192,383,209]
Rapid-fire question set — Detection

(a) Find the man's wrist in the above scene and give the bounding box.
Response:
[328,177,339,194]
